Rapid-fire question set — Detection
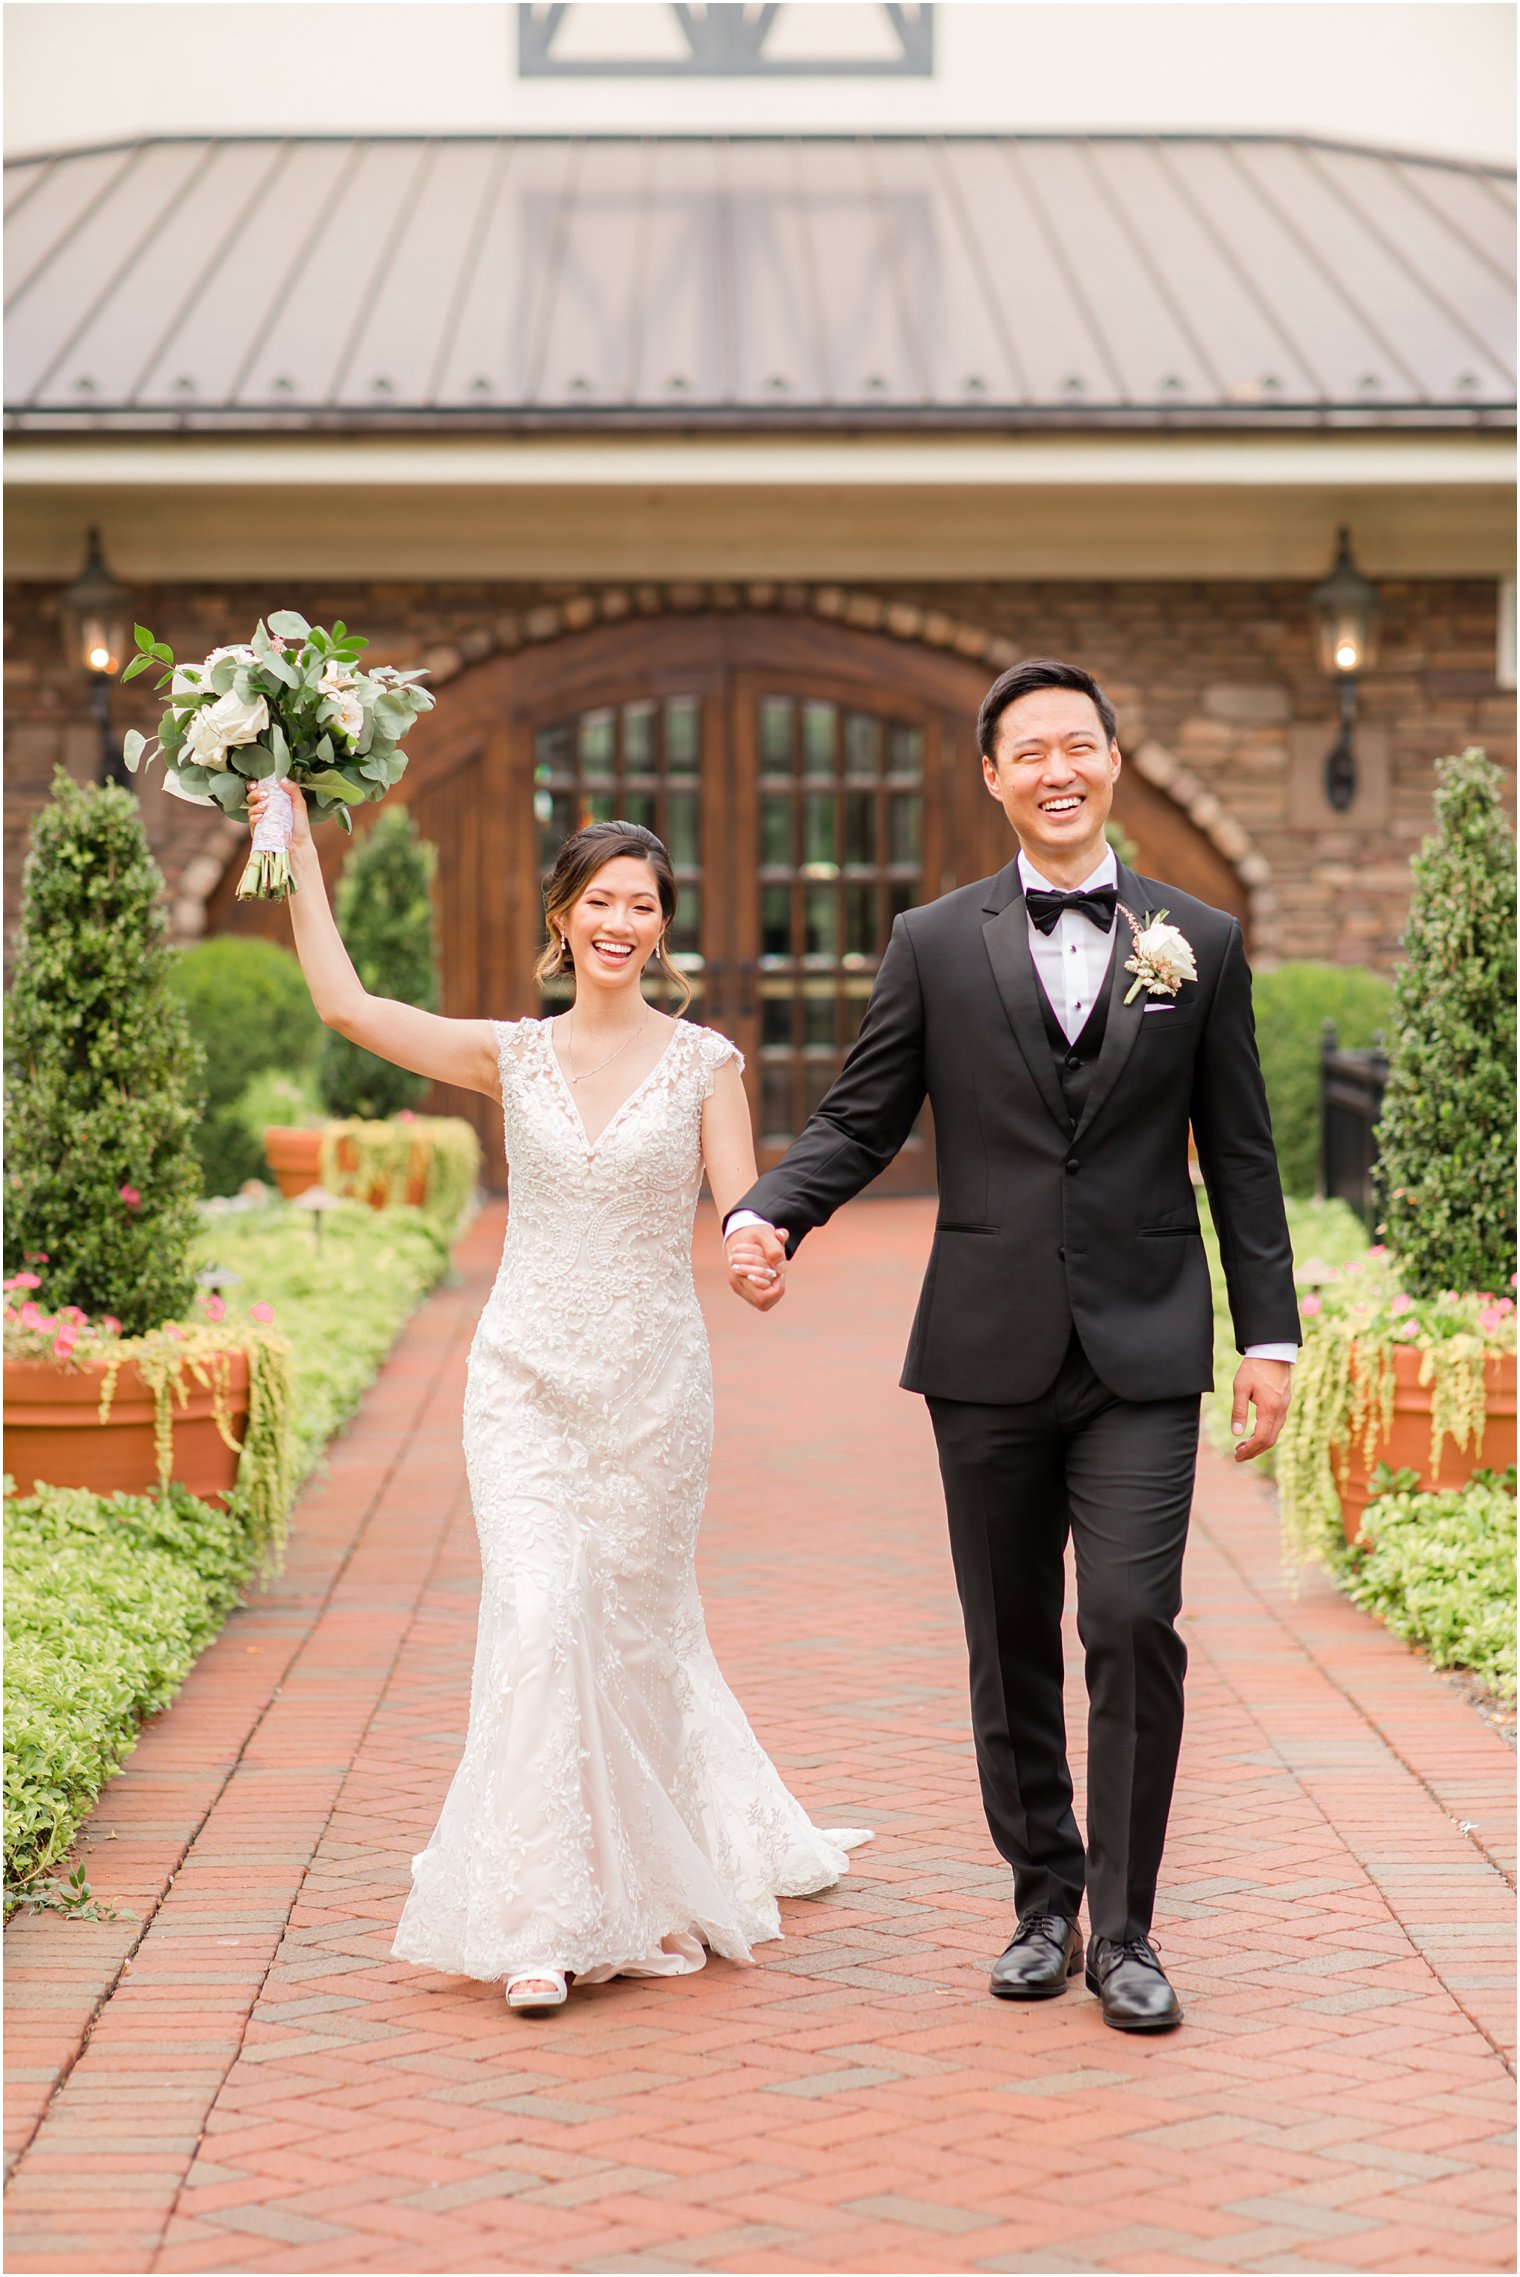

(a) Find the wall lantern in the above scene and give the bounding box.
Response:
[59,527,134,786]
[1309,525,1380,813]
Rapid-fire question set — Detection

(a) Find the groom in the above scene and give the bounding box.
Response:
[724,658,1299,2031]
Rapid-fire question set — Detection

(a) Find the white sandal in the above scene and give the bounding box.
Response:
[506,1971,568,2012]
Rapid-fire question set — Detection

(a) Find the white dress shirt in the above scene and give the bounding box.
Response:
[1018,846,1118,1043]
[727,843,1294,1366]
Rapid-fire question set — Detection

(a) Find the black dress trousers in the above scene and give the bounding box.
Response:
[928,1328,1200,1944]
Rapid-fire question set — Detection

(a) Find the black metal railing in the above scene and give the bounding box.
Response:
[1321,1019,1390,1228]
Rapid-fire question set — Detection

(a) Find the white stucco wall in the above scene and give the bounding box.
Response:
[4,0,1515,164]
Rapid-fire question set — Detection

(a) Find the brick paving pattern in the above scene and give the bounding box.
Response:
[5,1199,1514,2274]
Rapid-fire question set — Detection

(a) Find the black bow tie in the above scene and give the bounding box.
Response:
[1024,884,1117,936]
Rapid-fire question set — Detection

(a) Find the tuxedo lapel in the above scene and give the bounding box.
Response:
[1072,862,1148,1143]
[980,868,1072,1137]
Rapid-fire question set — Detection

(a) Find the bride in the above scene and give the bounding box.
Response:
[249,782,869,2011]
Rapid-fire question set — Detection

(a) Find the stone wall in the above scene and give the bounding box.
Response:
[5,573,1512,973]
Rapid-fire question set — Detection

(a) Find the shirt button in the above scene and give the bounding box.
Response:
[1066,1159,1080,1175]
[1057,1244,1066,1260]
[1066,1053,1081,1070]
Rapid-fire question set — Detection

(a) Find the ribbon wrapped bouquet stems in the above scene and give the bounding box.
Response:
[121,612,435,900]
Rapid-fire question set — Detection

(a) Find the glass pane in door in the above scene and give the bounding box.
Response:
[754,691,929,1150]
[532,696,705,1016]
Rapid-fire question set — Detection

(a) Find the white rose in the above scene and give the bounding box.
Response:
[183,705,228,764]
[1135,920,1197,992]
[318,660,356,695]
[203,686,269,748]
[330,690,364,740]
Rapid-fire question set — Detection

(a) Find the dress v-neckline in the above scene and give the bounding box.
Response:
[543,1016,682,1154]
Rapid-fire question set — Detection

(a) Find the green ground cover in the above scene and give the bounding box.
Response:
[1344,1468,1516,1703]
[191,1198,452,1483]
[5,1198,458,1905]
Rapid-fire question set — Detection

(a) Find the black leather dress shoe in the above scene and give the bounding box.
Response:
[989,1914,1083,2000]
[1085,1935,1182,2031]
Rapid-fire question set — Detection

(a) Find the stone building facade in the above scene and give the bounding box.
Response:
[6,568,1512,975]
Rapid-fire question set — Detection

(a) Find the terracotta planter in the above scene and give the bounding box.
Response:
[4,1349,250,1503]
[263,1124,326,1200]
[1335,1344,1518,1545]
[264,1123,429,1209]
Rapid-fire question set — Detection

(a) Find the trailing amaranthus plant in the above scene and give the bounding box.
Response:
[121,613,435,899]
[1275,1245,1517,1572]
[320,1114,481,1240]
[3,1285,295,1577]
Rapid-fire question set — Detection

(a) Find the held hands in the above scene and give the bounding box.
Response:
[724,1224,790,1313]
[1230,1357,1292,1462]
[245,777,312,849]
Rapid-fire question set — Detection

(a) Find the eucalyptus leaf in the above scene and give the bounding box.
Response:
[206,772,249,815]
[210,658,239,695]
[300,767,363,799]
[268,610,311,640]
[228,744,277,779]
[122,728,147,771]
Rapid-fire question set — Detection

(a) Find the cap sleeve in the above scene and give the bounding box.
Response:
[693,1024,745,1100]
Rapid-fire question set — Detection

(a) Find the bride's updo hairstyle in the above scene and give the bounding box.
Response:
[535,820,692,1011]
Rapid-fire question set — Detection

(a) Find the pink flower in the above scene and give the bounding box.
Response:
[164,1324,184,1341]
[396,1109,415,1123]
[1368,1244,1388,1260]
[19,1302,41,1329]
[250,1302,275,1324]
[4,1273,41,1292]
[24,1252,49,1265]
[52,1333,77,1359]
[203,1294,226,1323]
[1389,1294,1413,1315]
[1477,1305,1507,1336]
[119,1185,141,1210]
[100,1315,121,1336]
[1301,1294,1322,1317]
[58,1305,87,1325]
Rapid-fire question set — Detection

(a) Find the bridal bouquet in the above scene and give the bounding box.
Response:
[121,612,435,898]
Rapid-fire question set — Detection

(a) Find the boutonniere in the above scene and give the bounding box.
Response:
[1118,905,1198,1005]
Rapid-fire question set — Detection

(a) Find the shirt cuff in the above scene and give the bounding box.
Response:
[1243,1343,1298,1364]
[724,1210,772,1242]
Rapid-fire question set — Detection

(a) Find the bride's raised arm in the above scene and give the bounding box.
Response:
[248,779,500,1101]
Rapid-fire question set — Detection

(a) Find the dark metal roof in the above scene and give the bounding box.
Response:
[4,134,1514,431]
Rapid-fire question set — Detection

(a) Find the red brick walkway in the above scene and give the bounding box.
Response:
[6,1201,1514,2275]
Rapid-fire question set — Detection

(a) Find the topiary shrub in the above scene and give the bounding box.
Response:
[170,936,322,1193]
[5,771,204,1335]
[1252,962,1395,1199]
[317,806,440,1121]
[1377,748,1517,1296]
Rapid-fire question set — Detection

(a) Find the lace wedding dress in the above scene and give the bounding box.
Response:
[392,1015,869,1985]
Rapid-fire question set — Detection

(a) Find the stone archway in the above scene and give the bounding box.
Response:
[183,582,1275,945]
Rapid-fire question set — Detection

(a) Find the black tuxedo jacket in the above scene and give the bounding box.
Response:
[734,858,1300,1405]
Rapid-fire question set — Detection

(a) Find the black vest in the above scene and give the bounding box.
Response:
[1034,962,1112,1129]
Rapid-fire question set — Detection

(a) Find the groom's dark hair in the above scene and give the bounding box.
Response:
[977,658,1118,762]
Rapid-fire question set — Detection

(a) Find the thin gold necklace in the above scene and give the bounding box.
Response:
[565,1008,651,1086]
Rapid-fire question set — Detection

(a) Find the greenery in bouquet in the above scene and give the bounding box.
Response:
[1275,1242,1517,1569]
[121,611,435,897]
